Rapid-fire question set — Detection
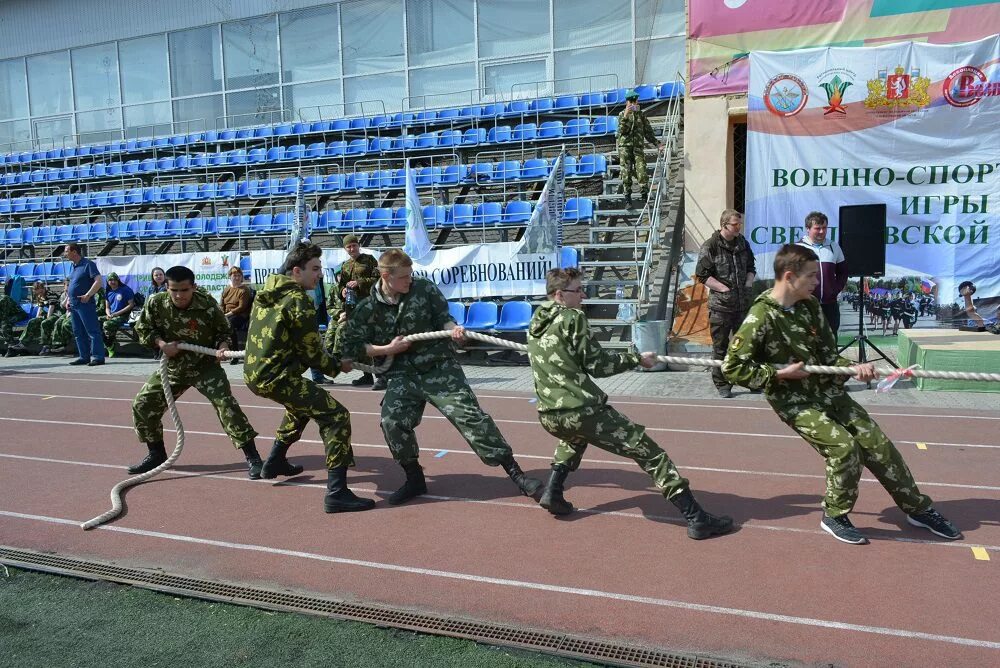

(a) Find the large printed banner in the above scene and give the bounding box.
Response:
[95,252,239,300]
[690,0,1000,96]
[250,243,554,300]
[746,35,1000,312]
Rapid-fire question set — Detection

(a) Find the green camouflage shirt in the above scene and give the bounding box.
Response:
[244,273,340,387]
[722,290,853,418]
[135,289,231,382]
[340,276,456,376]
[527,301,640,412]
[337,254,380,304]
[616,108,658,149]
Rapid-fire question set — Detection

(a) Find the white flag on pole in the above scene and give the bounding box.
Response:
[403,159,432,260]
[515,150,566,255]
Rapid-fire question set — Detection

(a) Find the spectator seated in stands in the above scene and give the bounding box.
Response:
[147,266,168,359]
[221,265,252,365]
[99,272,135,357]
[0,278,27,355]
[6,280,60,357]
[42,280,76,356]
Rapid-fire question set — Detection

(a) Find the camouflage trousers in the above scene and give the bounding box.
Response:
[380,363,514,467]
[780,396,931,517]
[0,295,22,347]
[47,315,75,349]
[19,316,60,346]
[132,363,258,448]
[539,404,689,499]
[99,314,128,342]
[618,143,649,194]
[249,376,354,469]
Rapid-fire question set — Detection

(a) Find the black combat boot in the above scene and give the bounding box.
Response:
[324,466,376,513]
[240,440,264,480]
[500,457,544,500]
[623,192,633,209]
[539,465,574,516]
[387,461,427,505]
[351,372,374,386]
[127,441,168,474]
[260,440,304,479]
[669,488,734,540]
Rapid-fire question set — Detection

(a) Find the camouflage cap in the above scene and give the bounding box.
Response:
[107,272,120,281]
[625,89,639,101]
[343,234,360,247]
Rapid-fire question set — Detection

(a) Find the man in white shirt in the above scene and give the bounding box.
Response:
[796,211,848,335]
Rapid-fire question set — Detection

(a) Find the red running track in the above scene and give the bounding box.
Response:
[0,370,998,666]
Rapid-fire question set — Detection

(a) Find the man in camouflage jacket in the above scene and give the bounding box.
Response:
[6,280,59,356]
[616,89,663,208]
[326,234,381,387]
[340,248,542,505]
[0,280,25,353]
[527,268,733,540]
[129,265,262,479]
[722,244,960,545]
[244,242,374,513]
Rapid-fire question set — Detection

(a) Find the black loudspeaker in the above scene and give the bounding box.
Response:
[838,203,886,277]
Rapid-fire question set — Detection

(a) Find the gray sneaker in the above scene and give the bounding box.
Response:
[717,387,734,399]
[821,514,868,544]
[907,508,962,540]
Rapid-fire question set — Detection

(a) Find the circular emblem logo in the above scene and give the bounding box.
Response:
[763,74,809,117]
[943,66,987,107]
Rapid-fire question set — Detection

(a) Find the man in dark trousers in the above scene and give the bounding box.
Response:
[695,209,756,398]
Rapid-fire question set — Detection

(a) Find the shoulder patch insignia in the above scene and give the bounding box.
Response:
[730,334,744,349]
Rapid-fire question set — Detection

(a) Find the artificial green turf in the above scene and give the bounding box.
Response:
[0,567,602,668]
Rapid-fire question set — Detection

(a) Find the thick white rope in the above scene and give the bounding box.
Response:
[81,330,1000,530]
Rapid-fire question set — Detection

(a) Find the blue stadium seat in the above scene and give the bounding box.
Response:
[318,173,342,193]
[503,200,532,224]
[657,81,681,99]
[494,160,520,181]
[5,228,23,246]
[271,213,293,233]
[521,159,548,180]
[254,126,273,138]
[565,118,590,136]
[302,175,321,193]
[285,144,307,161]
[162,218,183,238]
[15,262,34,279]
[576,154,607,177]
[236,215,255,235]
[196,183,216,200]
[448,302,466,325]
[21,228,38,245]
[386,169,405,189]
[591,116,618,135]
[366,208,393,230]
[512,123,537,141]
[634,84,656,102]
[318,210,341,231]
[41,195,59,212]
[390,135,416,151]
[579,92,602,108]
[325,140,347,156]
[437,130,462,147]
[265,146,285,162]
[156,156,176,171]
[390,207,407,229]
[503,100,530,117]
[235,128,254,139]
[389,112,415,128]
[462,128,486,145]
[34,226,54,245]
[208,152,226,166]
[248,148,267,163]
[183,218,205,237]
[26,196,43,212]
[12,197,27,212]
[422,205,447,228]
[305,142,325,158]
[143,219,166,238]
[459,106,481,119]
[161,184,181,202]
[89,222,109,242]
[480,103,503,117]
[464,302,498,330]
[415,166,440,186]
[450,204,475,227]
[346,139,367,155]
[555,95,579,109]
[236,181,249,198]
[218,130,237,141]
[466,162,492,182]
[123,160,141,174]
[117,221,138,240]
[248,179,272,198]
[538,121,563,139]
[487,126,511,143]
[494,301,532,331]
[179,184,198,201]
[90,191,110,208]
[291,122,310,134]
[217,216,240,235]
[344,209,367,230]
[249,214,271,234]
[415,132,437,149]
[529,98,553,112]
[563,197,594,222]
[217,181,237,199]
[604,88,626,104]
[277,177,298,196]
[139,158,156,173]
[238,255,252,277]
[475,202,503,226]
[203,217,219,236]
[371,137,393,153]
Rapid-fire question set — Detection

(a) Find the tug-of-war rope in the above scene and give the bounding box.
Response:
[80,331,1000,530]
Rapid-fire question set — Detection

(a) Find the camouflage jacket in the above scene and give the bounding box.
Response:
[326,274,345,323]
[244,273,340,388]
[135,289,232,382]
[337,254,380,307]
[31,290,61,317]
[695,231,756,314]
[527,301,640,412]
[0,294,22,325]
[721,291,853,419]
[340,276,456,376]
[616,108,658,149]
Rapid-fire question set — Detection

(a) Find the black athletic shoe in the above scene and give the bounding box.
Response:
[69,358,90,366]
[907,508,962,540]
[88,359,105,366]
[821,514,868,545]
[371,376,388,391]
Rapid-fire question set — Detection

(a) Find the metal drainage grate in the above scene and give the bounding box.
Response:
[1,546,763,668]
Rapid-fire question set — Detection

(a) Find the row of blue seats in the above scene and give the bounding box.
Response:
[1,119,618,189]
[0,198,594,246]
[0,156,605,217]
[1,82,680,166]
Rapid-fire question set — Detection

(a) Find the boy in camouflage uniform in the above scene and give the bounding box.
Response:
[328,234,381,387]
[616,89,663,208]
[6,281,59,356]
[41,281,75,355]
[128,266,263,479]
[244,242,374,513]
[528,268,733,540]
[341,248,542,505]
[0,280,25,354]
[722,244,961,545]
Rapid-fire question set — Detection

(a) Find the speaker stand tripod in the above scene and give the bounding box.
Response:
[838,277,898,385]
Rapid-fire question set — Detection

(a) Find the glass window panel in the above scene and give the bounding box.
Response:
[636,36,684,84]
[169,26,223,97]
[343,71,405,113]
[555,44,632,94]
[120,35,170,104]
[408,63,477,108]
[636,0,685,38]
[225,87,281,127]
[124,102,172,139]
[280,5,340,82]
[554,0,629,49]
[478,0,549,59]
[0,59,29,120]
[482,59,547,98]
[284,80,343,121]
[223,17,279,89]
[71,42,121,111]
[0,119,32,152]
[77,107,123,144]
[341,0,404,76]
[27,51,73,116]
[32,116,74,149]
[406,0,474,68]
[172,94,224,132]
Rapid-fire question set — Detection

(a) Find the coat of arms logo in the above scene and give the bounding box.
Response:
[865,66,930,109]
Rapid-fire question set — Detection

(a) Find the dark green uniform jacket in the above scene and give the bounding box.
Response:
[135,290,231,383]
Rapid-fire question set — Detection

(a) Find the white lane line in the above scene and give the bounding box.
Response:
[2,417,1000,493]
[1,393,997,451]
[1,509,998,650]
[3,452,999,552]
[3,373,998,421]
